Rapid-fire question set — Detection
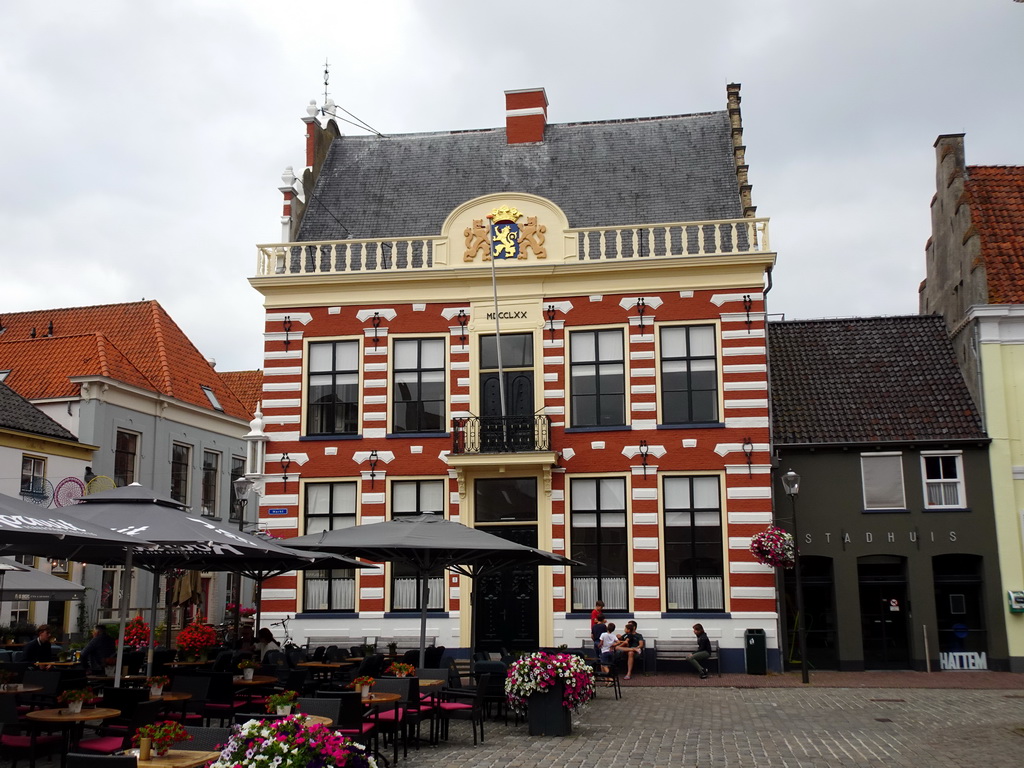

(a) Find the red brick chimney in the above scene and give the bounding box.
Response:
[505,88,548,144]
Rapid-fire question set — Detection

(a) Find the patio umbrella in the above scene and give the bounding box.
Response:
[0,559,86,601]
[65,483,321,677]
[285,514,577,666]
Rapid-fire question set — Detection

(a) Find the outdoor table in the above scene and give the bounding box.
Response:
[297,661,352,669]
[25,706,121,766]
[166,661,206,668]
[416,678,444,687]
[363,692,401,705]
[131,748,222,768]
[36,661,79,668]
[232,675,277,686]
[0,683,43,694]
[151,690,192,718]
[299,713,333,726]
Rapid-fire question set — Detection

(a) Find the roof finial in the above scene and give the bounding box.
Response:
[323,58,330,108]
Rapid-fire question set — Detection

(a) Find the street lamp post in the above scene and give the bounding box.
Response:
[781,469,810,684]
[231,476,255,644]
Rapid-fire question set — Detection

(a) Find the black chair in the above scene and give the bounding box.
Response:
[472,661,508,722]
[94,687,151,735]
[198,672,245,726]
[149,648,176,677]
[182,725,231,751]
[592,659,622,700]
[330,692,380,756]
[77,699,163,755]
[19,668,62,710]
[400,649,419,665]
[0,694,62,768]
[436,673,488,745]
[66,754,138,768]
[369,677,412,764]
[163,675,210,726]
[311,646,326,662]
[212,650,235,673]
[423,646,445,668]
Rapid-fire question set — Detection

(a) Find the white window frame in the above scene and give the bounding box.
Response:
[860,452,906,511]
[920,451,966,510]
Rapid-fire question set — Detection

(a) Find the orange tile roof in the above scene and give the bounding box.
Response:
[0,300,249,420]
[219,369,264,419]
[964,165,1024,303]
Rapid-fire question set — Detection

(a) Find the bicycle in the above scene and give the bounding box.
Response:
[271,615,297,651]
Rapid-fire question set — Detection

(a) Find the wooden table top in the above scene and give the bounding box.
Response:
[232,675,277,686]
[300,714,332,726]
[297,661,353,669]
[152,691,192,702]
[416,678,444,687]
[133,748,222,768]
[87,674,148,684]
[25,706,120,723]
[166,661,207,667]
[364,692,401,704]
[0,683,43,694]
[35,661,79,667]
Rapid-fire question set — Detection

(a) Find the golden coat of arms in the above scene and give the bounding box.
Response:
[464,205,547,261]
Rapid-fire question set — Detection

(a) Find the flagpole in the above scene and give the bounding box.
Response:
[488,226,508,452]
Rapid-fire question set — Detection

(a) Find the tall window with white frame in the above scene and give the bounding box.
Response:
[663,475,724,611]
[20,455,45,500]
[393,339,446,433]
[921,452,966,509]
[660,325,719,424]
[229,456,246,523]
[170,443,191,504]
[307,340,360,435]
[391,479,445,610]
[303,483,357,612]
[114,430,139,486]
[201,451,220,517]
[570,477,628,611]
[570,330,625,428]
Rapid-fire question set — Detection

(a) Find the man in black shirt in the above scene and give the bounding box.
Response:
[21,624,53,664]
[614,620,645,680]
[688,623,712,679]
[80,624,116,674]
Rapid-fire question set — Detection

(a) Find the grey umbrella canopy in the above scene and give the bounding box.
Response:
[66,483,322,678]
[0,559,85,601]
[285,514,577,666]
[0,493,146,561]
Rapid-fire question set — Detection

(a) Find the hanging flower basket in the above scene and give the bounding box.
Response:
[750,525,796,568]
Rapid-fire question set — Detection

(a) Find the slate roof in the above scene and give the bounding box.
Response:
[769,315,986,446]
[0,301,249,421]
[219,369,264,418]
[298,110,743,240]
[0,382,79,441]
[964,165,1024,303]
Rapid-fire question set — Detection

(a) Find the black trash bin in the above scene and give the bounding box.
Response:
[744,628,767,675]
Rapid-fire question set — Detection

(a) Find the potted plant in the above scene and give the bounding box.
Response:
[147,675,170,697]
[266,690,300,715]
[58,686,94,715]
[386,641,398,656]
[385,662,414,678]
[102,656,117,676]
[176,617,218,661]
[133,720,191,758]
[123,615,151,650]
[210,716,376,768]
[0,670,18,690]
[237,658,260,681]
[350,676,375,701]
[505,651,595,736]
[749,525,796,568]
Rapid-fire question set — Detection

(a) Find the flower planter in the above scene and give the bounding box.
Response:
[150,685,163,697]
[242,668,254,681]
[527,681,571,736]
[104,666,115,677]
[361,687,370,701]
[66,700,83,715]
[276,706,292,716]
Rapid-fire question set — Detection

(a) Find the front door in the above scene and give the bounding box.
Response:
[472,477,539,653]
[859,556,911,669]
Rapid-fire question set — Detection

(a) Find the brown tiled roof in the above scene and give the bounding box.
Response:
[964,165,1024,303]
[219,370,264,418]
[0,301,249,420]
[769,315,986,446]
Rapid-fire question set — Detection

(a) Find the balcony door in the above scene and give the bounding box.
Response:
[479,333,535,451]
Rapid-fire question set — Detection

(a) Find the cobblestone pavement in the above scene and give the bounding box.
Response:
[407,685,1024,768]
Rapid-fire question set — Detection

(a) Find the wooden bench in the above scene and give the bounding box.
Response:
[649,638,721,676]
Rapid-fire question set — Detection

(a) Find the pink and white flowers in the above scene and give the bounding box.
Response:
[211,716,376,768]
[750,525,796,568]
[505,651,596,715]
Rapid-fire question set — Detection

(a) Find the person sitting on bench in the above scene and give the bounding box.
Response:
[687,623,712,679]
[614,620,645,680]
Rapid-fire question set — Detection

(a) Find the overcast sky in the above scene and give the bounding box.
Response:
[2,1,1021,372]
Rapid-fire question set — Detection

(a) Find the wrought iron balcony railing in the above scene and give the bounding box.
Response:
[451,415,551,455]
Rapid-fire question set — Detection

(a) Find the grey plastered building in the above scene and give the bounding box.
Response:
[768,315,1008,671]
